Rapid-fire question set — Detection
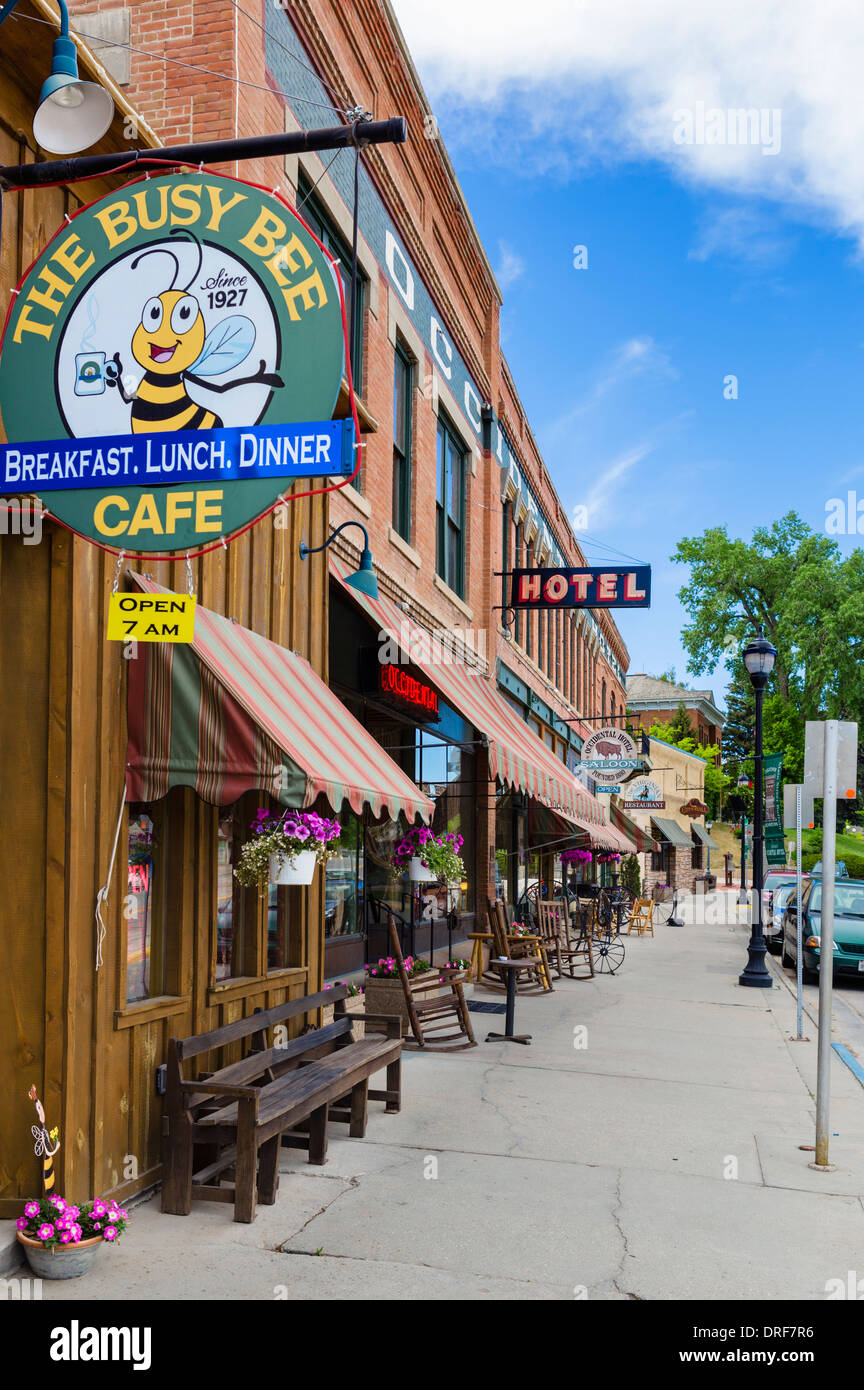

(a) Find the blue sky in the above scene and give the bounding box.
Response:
[392,0,864,707]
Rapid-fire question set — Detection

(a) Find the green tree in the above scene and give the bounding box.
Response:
[620,853,641,897]
[666,700,694,743]
[673,513,864,812]
[721,671,753,773]
[673,513,864,718]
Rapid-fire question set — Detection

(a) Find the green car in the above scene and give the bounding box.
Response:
[781,877,864,982]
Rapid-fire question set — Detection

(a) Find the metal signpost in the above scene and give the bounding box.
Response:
[803,721,858,1170]
[783,782,814,1042]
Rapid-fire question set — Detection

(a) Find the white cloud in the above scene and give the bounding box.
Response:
[545,335,676,438]
[581,443,653,527]
[493,240,525,291]
[688,206,792,266]
[392,0,864,248]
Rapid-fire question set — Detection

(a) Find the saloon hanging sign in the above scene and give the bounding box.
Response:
[0,173,350,551]
[509,566,651,609]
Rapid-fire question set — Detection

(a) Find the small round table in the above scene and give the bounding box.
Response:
[485,957,539,1046]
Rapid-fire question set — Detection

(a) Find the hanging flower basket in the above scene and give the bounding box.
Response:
[16,1195,129,1280]
[561,849,593,864]
[391,825,465,884]
[234,808,341,896]
[268,849,317,885]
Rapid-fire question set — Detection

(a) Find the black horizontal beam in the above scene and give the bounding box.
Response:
[0,117,407,190]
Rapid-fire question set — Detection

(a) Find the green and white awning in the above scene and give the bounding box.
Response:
[690,823,721,853]
[125,575,433,823]
[650,816,694,850]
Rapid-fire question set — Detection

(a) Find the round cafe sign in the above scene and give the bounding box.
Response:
[581,726,638,784]
[0,173,345,551]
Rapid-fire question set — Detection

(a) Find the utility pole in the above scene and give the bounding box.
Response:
[812,720,839,1170]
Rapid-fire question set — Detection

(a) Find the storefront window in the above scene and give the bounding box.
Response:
[125,805,167,1003]
[415,729,475,915]
[325,814,363,939]
[216,808,247,981]
[267,877,300,972]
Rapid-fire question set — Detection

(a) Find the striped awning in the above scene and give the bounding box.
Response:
[567,814,636,853]
[609,801,660,854]
[125,575,434,823]
[331,560,608,825]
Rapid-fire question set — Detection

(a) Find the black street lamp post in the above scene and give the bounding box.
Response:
[738,633,778,988]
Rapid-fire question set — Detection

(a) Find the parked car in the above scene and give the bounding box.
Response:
[765,881,803,954]
[810,860,848,878]
[780,877,864,982]
[761,868,809,919]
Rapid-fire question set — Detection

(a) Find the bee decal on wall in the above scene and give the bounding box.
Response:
[105,229,283,432]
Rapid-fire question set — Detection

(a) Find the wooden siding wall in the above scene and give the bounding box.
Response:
[0,131,331,1213]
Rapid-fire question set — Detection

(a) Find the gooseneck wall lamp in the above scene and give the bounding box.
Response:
[738,632,778,988]
[299,521,379,600]
[0,0,114,154]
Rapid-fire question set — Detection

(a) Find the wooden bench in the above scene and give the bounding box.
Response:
[162,986,402,1223]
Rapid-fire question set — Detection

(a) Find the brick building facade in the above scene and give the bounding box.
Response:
[69,0,632,965]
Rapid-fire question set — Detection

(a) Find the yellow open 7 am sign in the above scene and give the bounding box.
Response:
[107,592,196,643]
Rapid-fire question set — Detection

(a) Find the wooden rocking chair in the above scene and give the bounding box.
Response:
[485,900,552,994]
[541,899,595,979]
[387,921,477,1051]
[536,900,564,980]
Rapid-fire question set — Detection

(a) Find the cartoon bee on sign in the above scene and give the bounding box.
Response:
[105,229,283,431]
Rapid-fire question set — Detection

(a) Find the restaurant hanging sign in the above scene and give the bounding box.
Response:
[0,173,347,551]
[623,777,665,811]
[509,566,651,609]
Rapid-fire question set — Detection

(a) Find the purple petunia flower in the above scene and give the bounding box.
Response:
[24,1201,39,1217]
[103,1226,117,1241]
[36,1223,54,1240]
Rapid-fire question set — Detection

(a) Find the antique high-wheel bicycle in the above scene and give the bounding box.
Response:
[588,887,627,974]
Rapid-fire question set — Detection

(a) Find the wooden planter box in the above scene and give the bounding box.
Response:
[321,991,365,1039]
[362,975,412,1037]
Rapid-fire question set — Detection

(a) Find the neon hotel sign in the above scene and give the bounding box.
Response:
[509,565,651,610]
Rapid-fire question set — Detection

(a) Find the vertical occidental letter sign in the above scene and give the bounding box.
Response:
[0,173,349,551]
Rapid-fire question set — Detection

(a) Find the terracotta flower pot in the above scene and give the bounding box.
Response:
[17,1231,103,1280]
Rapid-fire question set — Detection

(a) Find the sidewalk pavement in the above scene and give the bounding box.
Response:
[23,894,864,1300]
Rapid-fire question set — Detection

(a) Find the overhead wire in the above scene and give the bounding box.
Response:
[8,10,350,119]
[224,0,351,119]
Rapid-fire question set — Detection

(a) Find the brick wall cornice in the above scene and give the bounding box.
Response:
[287,0,497,399]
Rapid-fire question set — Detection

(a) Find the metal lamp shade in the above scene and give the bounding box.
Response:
[33,37,114,154]
[343,548,379,599]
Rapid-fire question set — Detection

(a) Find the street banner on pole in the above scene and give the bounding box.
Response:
[764,753,786,865]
